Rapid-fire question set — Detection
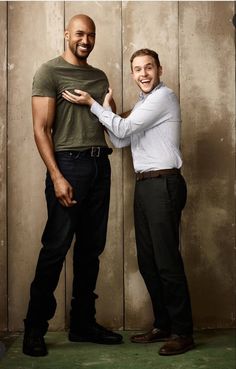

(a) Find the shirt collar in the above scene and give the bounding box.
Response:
[139,81,164,101]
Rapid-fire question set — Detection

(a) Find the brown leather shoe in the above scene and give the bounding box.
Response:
[159,335,195,355]
[130,328,170,343]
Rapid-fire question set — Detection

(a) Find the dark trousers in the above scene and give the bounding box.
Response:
[134,173,193,336]
[25,150,111,334]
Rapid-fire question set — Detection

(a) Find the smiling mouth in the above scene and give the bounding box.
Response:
[77,44,90,52]
[140,79,151,86]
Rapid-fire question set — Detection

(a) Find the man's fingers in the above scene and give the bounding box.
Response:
[68,187,77,206]
[62,188,77,207]
[64,90,75,97]
[54,179,77,207]
[58,194,77,207]
[62,91,77,103]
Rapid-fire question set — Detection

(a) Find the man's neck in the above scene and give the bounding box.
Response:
[62,50,88,67]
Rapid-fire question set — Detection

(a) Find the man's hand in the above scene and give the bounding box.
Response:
[103,87,113,108]
[62,89,95,107]
[53,176,77,207]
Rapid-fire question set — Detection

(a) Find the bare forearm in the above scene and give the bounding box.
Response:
[32,96,76,207]
[34,128,62,182]
[34,129,76,207]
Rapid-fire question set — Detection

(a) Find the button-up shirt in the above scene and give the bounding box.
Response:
[91,82,183,173]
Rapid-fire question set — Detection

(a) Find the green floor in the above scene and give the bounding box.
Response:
[0,330,235,369]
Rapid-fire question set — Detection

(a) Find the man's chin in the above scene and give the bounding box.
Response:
[74,50,91,60]
[76,53,89,60]
[140,86,152,94]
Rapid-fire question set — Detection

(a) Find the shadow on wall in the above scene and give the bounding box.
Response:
[181,92,235,328]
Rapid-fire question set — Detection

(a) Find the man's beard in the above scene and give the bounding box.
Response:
[70,44,91,60]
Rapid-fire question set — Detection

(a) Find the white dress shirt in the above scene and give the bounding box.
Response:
[91,82,183,173]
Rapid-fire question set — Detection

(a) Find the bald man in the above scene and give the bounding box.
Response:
[23,14,122,357]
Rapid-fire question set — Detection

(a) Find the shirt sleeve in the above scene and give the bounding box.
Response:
[32,64,56,97]
[90,90,173,139]
[107,131,131,148]
[98,105,131,148]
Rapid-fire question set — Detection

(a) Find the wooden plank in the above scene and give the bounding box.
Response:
[7,1,65,331]
[179,1,235,328]
[0,1,7,332]
[122,1,179,329]
[65,2,123,329]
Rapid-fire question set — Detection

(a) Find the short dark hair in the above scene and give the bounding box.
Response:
[130,49,160,70]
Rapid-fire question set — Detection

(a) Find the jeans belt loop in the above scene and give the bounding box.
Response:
[91,147,101,157]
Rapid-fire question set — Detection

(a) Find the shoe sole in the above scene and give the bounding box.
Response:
[158,343,195,356]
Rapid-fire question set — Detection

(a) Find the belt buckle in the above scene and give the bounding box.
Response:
[91,147,100,157]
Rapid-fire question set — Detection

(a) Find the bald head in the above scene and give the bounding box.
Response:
[66,14,95,33]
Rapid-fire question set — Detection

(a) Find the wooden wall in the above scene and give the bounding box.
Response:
[0,1,7,332]
[0,1,235,332]
[179,1,235,328]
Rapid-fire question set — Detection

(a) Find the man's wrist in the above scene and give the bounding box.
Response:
[50,170,64,184]
[88,97,95,107]
[91,101,105,117]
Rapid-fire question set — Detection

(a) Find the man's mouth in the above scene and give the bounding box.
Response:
[77,44,90,52]
[140,79,151,85]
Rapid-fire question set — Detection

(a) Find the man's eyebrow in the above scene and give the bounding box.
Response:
[133,63,153,69]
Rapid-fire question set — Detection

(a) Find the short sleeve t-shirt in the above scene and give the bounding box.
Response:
[32,56,109,151]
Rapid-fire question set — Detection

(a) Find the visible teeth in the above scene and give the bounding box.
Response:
[141,79,150,83]
[78,45,88,50]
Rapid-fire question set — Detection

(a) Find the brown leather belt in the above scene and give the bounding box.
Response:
[136,168,180,181]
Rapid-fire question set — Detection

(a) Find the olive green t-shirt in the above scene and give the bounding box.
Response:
[32,56,109,151]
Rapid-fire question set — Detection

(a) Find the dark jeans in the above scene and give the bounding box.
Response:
[134,173,193,336]
[25,150,111,334]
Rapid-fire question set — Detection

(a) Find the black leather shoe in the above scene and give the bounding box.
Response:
[159,335,195,355]
[23,330,48,357]
[69,322,123,345]
[130,328,170,343]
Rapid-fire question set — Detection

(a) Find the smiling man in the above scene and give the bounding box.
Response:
[22,14,122,357]
[65,14,95,61]
[63,48,195,356]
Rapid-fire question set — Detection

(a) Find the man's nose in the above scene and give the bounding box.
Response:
[82,34,89,44]
[140,68,147,76]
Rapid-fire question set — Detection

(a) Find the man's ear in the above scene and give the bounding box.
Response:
[158,66,163,76]
[64,30,69,41]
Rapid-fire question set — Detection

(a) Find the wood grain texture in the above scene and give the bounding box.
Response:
[0,1,7,332]
[7,1,65,330]
[179,1,235,328]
